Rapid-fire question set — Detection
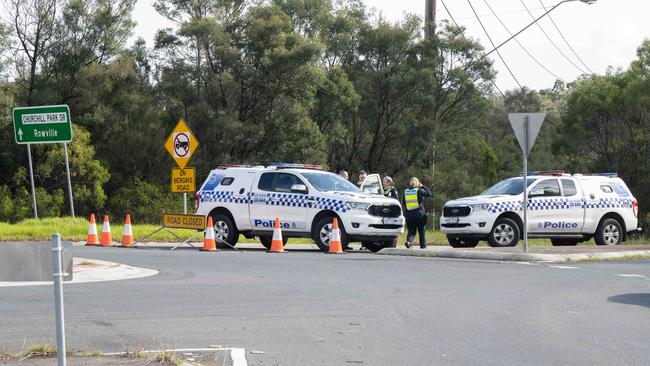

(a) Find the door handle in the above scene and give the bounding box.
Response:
[307,199,315,206]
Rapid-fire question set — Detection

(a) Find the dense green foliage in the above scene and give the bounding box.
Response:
[0,0,648,228]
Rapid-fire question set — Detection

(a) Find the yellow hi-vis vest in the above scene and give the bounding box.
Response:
[404,188,419,211]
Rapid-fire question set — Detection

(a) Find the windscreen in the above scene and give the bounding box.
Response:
[301,172,360,193]
[481,178,536,196]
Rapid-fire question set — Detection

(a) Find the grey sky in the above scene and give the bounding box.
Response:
[133,0,649,91]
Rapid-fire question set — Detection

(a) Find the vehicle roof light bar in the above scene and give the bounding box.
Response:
[271,163,323,170]
[581,172,619,178]
[217,164,262,169]
[522,170,565,176]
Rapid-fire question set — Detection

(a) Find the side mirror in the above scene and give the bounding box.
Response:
[291,184,308,194]
[528,188,544,198]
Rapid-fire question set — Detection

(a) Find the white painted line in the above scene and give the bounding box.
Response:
[231,348,248,366]
[549,265,580,269]
[617,274,646,278]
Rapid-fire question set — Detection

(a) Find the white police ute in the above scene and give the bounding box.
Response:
[195,163,404,252]
[440,172,639,247]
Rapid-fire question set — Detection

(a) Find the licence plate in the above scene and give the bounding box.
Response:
[443,217,460,224]
[382,217,401,225]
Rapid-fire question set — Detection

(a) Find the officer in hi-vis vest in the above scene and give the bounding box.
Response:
[403,177,432,249]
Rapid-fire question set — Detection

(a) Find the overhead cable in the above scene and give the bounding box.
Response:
[482,0,563,81]
[466,0,523,89]
[537,0,593,74]
[519,0,586,74]
[439,0,506,98]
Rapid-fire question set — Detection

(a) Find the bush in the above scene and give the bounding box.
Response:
[0,185,63,222]
[107,179,183,224]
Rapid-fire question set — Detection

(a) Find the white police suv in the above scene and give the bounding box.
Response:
[194,163,404,252]
[440,172,639,247]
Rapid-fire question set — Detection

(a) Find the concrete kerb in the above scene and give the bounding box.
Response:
[0,258,158,287]
[377,247,650,263]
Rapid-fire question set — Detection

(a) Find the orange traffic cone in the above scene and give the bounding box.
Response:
[268,217,286,253]
[100,215,113,246]
[86,214,99,246]
[120,214,134,247]
[327,218,344,254]
[200,216,217,251]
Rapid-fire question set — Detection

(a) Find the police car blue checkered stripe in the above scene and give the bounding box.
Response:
[200,191,348,212]
[489,197,633,213]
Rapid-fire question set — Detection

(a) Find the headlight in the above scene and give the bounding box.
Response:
[469,203,492,212]
[346,202,371,211]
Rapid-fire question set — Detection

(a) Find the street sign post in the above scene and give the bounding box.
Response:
[165,119,199,213]
[12,105,75,218]
[508,113,546,253]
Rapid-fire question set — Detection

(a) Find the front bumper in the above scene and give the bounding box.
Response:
[342,213,404,241]
[439,212,495,236]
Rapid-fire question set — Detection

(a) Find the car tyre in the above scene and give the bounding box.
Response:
[487,218,520,247]
[259,236,289,250]
[312,216,349,252]
[447,236,480,248]
[211,213,239,248]
[595,218,623,246]
[550,239,579,246]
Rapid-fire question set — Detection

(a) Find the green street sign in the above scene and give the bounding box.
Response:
[12,105,73,144]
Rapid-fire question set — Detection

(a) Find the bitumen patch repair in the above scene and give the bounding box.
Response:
[378,244,650,262]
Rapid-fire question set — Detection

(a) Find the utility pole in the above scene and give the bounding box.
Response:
[425,0,436,39]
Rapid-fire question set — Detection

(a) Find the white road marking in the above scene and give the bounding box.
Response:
[231,348,248,366]
[549,265,580,269]
[104,347,248,366]
[617,274,646,278]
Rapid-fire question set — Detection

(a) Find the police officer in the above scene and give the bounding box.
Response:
[383,176,399,201]
[403,177,431,249]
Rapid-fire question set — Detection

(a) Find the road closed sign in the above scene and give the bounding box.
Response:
[164,119,198,169]
[163,213,206,230]
[171,167,195,193]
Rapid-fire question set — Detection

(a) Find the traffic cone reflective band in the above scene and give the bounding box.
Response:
[86,214,99,246]
[100,215,113,246]
[268,217,286,253]
[120,214,134,247]
[327,218,344,254]
[201,216,217,251]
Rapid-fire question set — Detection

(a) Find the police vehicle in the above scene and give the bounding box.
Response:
[195,163,404,252]
[440,172,639,247]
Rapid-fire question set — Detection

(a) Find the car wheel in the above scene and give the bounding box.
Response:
[211,213,239,248]
[550,239,579,246]
[447,236,479,248]
[259,236,289,250]
[487,218,520,247]
[364,239,397,253]
[312,216,349,252]
[595,218,622,246]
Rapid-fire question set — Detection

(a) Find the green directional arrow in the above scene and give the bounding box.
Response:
[12,105,73,144]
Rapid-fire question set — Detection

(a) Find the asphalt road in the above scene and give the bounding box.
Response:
[1,245,649,365]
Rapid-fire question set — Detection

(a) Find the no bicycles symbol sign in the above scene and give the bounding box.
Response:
[164,119,198,169]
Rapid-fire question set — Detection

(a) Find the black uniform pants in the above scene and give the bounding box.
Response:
[405,210,427,248]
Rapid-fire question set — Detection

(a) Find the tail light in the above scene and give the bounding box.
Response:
[194,193,200,213]
[633,200,638,218]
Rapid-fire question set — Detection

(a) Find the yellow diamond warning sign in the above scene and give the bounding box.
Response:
[171,167,196,193]
[164,119,198,169]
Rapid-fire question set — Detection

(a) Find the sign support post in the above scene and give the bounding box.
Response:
[27,143,38,219]
[183,193,187,214]
[51,233,67,366]
[523,115,529,253]
[63,143,74,217]
[508,112,546,254]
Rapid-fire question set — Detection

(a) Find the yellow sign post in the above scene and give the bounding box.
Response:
[171,167,196,193]
[164,119,198,169]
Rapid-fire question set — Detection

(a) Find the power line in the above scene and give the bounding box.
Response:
[482,0,563,81]
[466,0,523,89]
[453,6,548,21]
[537,0,593,74]
[519,0,586,74]
[439,0,506,98]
